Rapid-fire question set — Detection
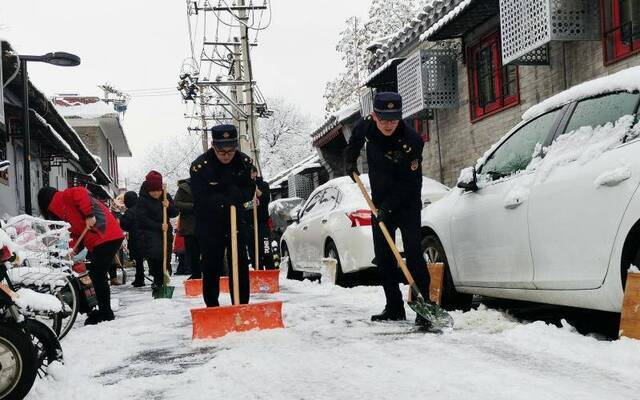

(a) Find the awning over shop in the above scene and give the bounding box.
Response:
[361,57,405,88]
[421,0,499,42]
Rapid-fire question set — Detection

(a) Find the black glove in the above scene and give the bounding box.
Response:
[345,161,360,182]
[376,203,392,224]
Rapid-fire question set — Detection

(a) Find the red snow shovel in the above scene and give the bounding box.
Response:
[190,205,284,339]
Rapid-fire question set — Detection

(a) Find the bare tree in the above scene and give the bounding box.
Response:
[259,97,313,179]
[323,0,430,114]
[126,133,203,194]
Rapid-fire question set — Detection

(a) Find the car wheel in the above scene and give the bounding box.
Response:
[421,234,473,312]
[326,240,347,287]
[282,242,303,281]
[0,324,38,400]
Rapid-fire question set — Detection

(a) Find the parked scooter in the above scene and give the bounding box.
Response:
[0,245,63,399]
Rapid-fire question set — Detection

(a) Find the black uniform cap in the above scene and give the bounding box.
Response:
[373,92,403,121]
[211,124,239,149]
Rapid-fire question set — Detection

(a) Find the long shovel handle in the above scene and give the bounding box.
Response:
[253,194,260,271]
[353,173,418,289]
[230,205,240,305]
[162,184,168,287]
[71,226,91,255]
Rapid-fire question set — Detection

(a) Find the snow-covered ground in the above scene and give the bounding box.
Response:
[29,272,640,400]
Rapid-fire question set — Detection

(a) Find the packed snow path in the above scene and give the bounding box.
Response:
[30,273,640,400]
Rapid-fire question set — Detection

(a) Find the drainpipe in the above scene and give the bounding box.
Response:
[434,110,445,184]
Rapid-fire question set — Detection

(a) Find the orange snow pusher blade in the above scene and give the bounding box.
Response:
[184,279,203,297]
[191,301,284,339]
[222,270,280,294]
[191,206,285,339]
[184,270,280,298]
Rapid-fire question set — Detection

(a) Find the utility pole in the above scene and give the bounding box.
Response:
[182,1,270,172]
[237,0,261,173]
[199,94,208,152]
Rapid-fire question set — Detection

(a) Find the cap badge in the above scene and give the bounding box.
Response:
[223,132,230,139]
[387,102,395,110]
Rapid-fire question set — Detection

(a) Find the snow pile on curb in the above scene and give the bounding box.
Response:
[14,288,62,313]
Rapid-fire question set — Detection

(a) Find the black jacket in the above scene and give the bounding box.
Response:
[135,182,179,260]
[345,117,424,212]
[120,191,140,258]
[250,177,271,224]
[174,179,196,236]
[190,149,256,238]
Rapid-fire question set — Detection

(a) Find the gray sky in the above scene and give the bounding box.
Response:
[0,0,369,177]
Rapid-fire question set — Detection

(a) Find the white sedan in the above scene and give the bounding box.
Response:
[281,174,449,286]
[421,67,640,313]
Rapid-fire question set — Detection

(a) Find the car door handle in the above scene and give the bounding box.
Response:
[321,219,328,224]
[302,226,308,231]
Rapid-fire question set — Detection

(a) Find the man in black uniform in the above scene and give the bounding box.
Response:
[344,92,430,327]
[190,125,256,307]
[247,166,274,270]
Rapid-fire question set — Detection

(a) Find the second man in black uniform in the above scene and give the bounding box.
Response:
[190,125,256,307]
[344,92,431,327]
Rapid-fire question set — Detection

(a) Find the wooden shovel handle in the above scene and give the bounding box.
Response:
[72,226,91,254]
[162,184,168,285]
[230,205,240,305]
[253,194,260,271]
[353,173,417,288]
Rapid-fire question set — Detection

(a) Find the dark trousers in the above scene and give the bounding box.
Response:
[372,209,429,310]
[185,235,202,278]
[147,258,163,286]
[133,255,145,282]
[247,222,274,270]
[200,230,250,308]
[88,239,123,314]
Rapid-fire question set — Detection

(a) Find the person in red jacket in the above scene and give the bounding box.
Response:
[38,186,125,325]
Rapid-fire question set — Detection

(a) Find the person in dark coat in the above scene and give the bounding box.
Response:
[247,165,274,270]
[38,186,125,325]
[120,191,145,287]
[344,92,430,328]
[190,124,255,307]
[136,171,179,288]
[174,178,201,279]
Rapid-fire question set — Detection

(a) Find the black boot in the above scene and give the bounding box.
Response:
[371,306,406,322]
[132,277,145,287]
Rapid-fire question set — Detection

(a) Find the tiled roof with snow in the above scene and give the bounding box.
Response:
[311,103,361,142]
[369,0,470,71]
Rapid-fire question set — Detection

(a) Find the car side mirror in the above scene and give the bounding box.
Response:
[457,167,479,192]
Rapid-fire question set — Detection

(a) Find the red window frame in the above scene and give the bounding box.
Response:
[412,118,430,142]
[601,0,640,64]
[467,31,519,122]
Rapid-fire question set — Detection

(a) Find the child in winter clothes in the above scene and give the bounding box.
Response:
[136,171,178,288]
[37,186,125,325]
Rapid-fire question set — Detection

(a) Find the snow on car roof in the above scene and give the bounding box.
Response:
[523,66,640,121]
